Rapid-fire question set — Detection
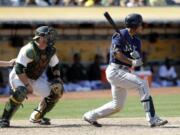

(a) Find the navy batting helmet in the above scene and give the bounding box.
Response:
[33,26,57,46]
[125,13,143,28]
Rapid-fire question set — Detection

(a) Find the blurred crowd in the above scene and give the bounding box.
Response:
[0,52,179,95]
[0,0,179,7]
[140,57,179,88]
[60,53,105,92]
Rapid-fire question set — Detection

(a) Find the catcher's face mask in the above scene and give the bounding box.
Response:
[45,27,58,46]
[34,26,58,46]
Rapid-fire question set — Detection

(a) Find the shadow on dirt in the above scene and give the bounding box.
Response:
[8,124,82,129]
[161,125,180,128]
[5,123,180,129]
[102,124,180,128]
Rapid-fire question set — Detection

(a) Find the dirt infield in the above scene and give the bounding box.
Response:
[0,87,179,135]
[0,118,180,135]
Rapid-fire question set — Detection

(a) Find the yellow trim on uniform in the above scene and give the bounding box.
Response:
[10,96,22,104]
[35,112,41,120]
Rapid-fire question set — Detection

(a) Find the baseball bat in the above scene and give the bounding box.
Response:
[104,12,120,34]
[103,12,133,52]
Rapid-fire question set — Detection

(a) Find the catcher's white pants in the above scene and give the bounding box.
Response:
[9,68,51,98]
[84,63,151,121]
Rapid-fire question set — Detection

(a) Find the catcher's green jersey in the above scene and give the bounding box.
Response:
[19,41,56,80]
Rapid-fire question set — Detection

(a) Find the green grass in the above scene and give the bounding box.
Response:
[0,94,179,120]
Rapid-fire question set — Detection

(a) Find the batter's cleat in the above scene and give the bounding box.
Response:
[30,117,51,125]
[0,119,10,128]
[149,116,168,127]
[83,116,102,127]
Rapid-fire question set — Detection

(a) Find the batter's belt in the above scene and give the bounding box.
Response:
[110,63,130,72]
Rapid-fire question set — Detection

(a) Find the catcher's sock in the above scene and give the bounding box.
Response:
[1,98,21,121]
[0,119,10,128]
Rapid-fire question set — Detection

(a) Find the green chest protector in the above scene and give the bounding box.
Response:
[25,42,56,80]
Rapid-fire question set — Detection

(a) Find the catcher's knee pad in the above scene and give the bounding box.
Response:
[11,86,28,104]
[50,80,64,100]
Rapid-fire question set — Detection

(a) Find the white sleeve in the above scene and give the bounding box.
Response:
[171,67,177,78]
[159,66,166,77]
[16,47,32,67]
[49,54,59,67]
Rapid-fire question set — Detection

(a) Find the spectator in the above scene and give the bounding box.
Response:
[25,0,61,6]
[172,0,180,5]
[25,0,37,5]
[126,0,145,7]
[158,58,178,87]
[35,0,52,6]
[114,0,120,6]
[88,54,102,81]
[65,53,92,91]
[148,0,167,6]
[87,54,103,90]
[75,0,85,6]
[63,0,78,6]
[54,0,65,6]
[166,0,176,5]
[84,0,94,6]
[120,0,130,6]
[10,0,21,6]
[59,63,69,83]
[101,0,114,6]
[67,53,87,82]
[0,0,19,6]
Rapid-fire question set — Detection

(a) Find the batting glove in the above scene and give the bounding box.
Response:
[132,59,143,67]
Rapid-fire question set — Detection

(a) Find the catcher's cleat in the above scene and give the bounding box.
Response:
[149,116,168,127]
[30,117,51,125]
[0,119,10,128]
[84,116,102,127]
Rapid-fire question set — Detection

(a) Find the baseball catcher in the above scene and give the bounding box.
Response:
[83,13,168,127]
[0,26,63,128]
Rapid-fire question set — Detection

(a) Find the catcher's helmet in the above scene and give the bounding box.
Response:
[125,13,143,28]
[33,26,57,46]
